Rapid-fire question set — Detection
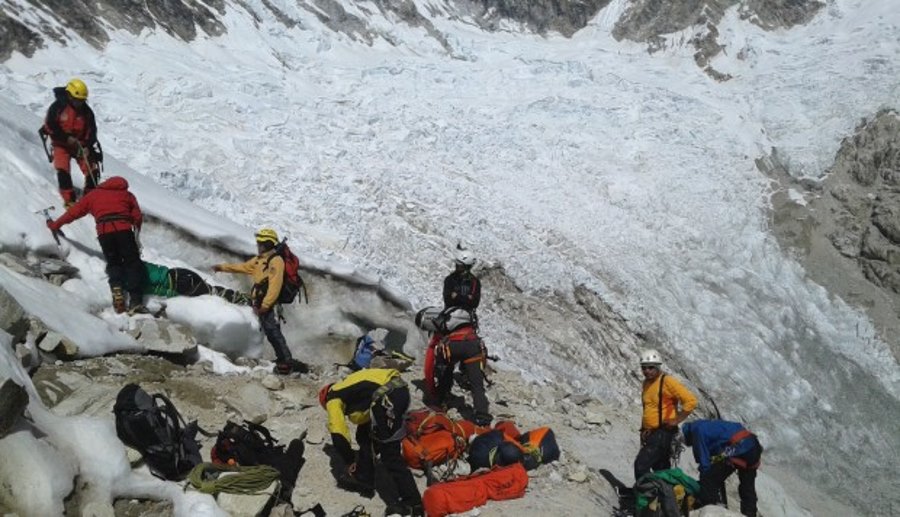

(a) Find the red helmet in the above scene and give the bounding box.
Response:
[318,383,333,408]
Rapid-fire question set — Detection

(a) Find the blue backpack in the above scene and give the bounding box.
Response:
[350,335,379,370]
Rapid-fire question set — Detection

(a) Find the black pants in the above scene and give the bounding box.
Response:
[698,441,762,517]
[258,308,293,363]
[98,230,142,302]
[633,427,676,482]
[435,338,490,424]
[356,387,421,507]
[168,269,248,304]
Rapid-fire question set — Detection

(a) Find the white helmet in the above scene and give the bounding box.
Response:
[454,248,476,267]
[639,349,662,365]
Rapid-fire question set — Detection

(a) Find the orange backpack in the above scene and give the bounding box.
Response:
[401,409,474,471]
[422,463,529,517]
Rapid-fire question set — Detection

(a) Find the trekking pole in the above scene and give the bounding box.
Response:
[35,206,65,245]
[37,129,52,162]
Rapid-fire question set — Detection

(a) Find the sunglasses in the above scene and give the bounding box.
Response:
[640,365,659,371]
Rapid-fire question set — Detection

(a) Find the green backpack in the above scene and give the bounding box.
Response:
[634,468,700,517]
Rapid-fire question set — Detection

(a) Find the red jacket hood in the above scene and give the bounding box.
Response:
[99,176,129,191]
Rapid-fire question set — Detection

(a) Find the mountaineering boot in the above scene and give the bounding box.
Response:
[111,287,126,314]
[337,472,375,499]
[128,292,149,315]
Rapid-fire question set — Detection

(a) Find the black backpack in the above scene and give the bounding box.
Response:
[113,383,203,480]
[211,420,286,467]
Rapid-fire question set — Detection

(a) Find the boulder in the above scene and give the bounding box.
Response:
[0,285,29,344]
[0,378,29,438]
[37,331,79,359]
[224,384,272,424]
[130,319,198,359]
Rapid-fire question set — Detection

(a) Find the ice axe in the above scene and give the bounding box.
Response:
[37,128,52,163]
[36,206,65,245]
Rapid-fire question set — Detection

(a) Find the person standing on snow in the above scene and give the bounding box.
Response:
[46,176,144,314]
[319,369,423,517]
[442,247,481,313]
[213,228,303,375]
[681,419,763,517]
[633,349,697,482]
[40,78,102,207]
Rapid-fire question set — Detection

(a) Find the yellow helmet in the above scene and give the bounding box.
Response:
[65,78,88,100]
[255,228,279,245]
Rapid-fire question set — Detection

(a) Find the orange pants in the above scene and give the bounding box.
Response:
[52,144,100,203]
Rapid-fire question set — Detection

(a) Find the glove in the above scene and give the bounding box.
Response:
[46,220,59,232]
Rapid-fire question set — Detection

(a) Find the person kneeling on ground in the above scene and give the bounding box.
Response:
[142,261,250,305]
[319,369,423,517]
[681,419,763,517]
[212,228,305,375]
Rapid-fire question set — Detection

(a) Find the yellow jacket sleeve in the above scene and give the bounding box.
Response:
[665,375,698,416]
[260,255,284,311]
[217,257,256,275]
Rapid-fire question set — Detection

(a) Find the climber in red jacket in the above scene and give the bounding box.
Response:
[47,176,144,314]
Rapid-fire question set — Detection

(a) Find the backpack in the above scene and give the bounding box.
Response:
[349,335,381,371]
[401,409,477,480]
[634,468,700,517]
[467,430,524,471]
[211,420,286,467]
[267,240,307,304]
[113,384,202,480]
[517,427,560,470]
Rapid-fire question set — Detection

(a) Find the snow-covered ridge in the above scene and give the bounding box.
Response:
[2,0,825,63]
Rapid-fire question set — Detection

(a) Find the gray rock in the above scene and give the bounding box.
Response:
[261,374,285,391]
[225,384,272,424]
[14,342,39,371]
[218,490,275,517]
[0,378,29,438]
[0,285,29,344]
[37,331,79,359]
[131,319,198,357]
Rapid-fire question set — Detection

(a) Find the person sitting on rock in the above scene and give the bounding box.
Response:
[142,261,250,305]
[319,369,423,517]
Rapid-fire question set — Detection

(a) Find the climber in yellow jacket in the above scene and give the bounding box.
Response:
[634,348,697,482]
[213,228,298,374]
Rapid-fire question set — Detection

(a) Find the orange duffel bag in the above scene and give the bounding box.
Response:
[422,463,529,517]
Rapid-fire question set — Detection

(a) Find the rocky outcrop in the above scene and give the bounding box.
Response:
[460,0,612,37]
[764,109,900,357]
[1,0,826,63]
[1,0,225,59]
[612,0,823,79]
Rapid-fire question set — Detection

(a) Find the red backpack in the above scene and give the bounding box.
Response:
[267,240,307,304]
